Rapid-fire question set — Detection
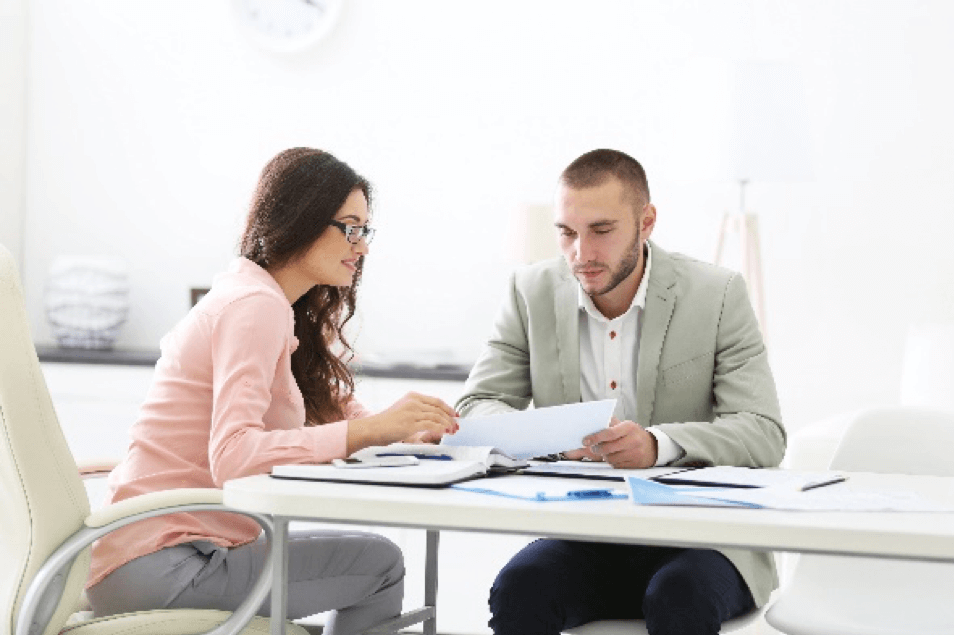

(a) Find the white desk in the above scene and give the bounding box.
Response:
[223,472,954,635]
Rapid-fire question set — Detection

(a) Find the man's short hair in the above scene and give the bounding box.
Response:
[560,149,650,210]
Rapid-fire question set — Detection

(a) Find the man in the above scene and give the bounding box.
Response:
[456,149,785,635]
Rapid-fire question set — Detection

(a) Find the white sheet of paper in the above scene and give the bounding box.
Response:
[523,462,688,482]
[658,466,848,490]
[444,399,616,460]
[676,484,954,512]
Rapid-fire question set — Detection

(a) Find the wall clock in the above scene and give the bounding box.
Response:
[231,0,343,53]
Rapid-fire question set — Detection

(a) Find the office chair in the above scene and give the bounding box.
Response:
[561,608,763,635]
[0,243,309,635]
[560,603,764,635]
[765,406,954,635]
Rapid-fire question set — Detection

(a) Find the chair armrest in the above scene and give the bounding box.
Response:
[85,488,224,528]
[19,494,270,635]
[76,459,120,480]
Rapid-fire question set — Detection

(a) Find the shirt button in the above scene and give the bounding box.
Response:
[609,331,617,340]
[610,380,617,390]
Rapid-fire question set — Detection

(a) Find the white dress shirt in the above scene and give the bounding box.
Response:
[578,243,684,466]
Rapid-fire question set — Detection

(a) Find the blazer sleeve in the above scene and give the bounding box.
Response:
[653,274,787,468]
[456,272,533,417]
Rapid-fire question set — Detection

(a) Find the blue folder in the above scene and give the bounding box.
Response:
[452,483,628,502]
[627,477,763,508]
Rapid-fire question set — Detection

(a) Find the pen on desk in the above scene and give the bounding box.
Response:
[567,489,616,498]
[800,475,848,492]
[377,453,454,461]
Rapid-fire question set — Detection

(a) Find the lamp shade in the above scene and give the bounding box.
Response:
[511,203,561,264]
[900,322,954,412]
[730,60,814,184]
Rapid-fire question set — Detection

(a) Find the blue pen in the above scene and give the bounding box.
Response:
[377,453,454,461]
[567,489,620,499]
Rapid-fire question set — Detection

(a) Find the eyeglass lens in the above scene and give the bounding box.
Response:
[347,225,374,244]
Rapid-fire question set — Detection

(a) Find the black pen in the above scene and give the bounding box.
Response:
[800,475,847,492]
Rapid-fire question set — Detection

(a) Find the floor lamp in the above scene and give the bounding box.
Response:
[716,60,813,346]
[714,180,768,339]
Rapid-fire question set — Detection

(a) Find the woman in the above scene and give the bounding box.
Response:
[87,148,458,634]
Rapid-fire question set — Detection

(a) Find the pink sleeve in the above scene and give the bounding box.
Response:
[206,293,349,485]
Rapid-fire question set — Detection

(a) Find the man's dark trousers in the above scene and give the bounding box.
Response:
[489,539,755,635]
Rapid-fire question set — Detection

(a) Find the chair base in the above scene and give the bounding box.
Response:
[562,605,765,634]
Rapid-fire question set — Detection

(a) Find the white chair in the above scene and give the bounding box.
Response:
[0,242,310,635]
[562,608,764,635]
[765,406,954,635]
[558,556,769,634]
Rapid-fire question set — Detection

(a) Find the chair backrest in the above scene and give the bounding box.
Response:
[0,244,91,635]
[829,406,954,476]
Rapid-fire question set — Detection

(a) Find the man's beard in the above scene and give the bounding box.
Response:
[584,227,642,298]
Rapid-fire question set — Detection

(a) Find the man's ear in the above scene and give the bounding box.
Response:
[640,203,657,237]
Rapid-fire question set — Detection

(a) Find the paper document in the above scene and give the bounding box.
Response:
[627,477,954,512]
[522,462,689,482]
[444,399,616,460]
[673,484,954,512]
[452,475,629,502]
[654,466,847,490]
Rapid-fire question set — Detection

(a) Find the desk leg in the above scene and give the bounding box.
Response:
[424,530,439,635]
[271,517,289,635]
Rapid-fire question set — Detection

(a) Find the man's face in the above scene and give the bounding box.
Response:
[554,177,654,299]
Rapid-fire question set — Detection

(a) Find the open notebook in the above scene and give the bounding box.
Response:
[271,399,616,487]
[271,443,527,487]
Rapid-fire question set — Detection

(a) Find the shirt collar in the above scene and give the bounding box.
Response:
[577,242,653,322]
[228,257,290,304]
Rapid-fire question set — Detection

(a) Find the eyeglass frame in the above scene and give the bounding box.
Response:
[328,220,376,245]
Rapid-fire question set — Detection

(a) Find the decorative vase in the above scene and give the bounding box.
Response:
[45,256,129,350]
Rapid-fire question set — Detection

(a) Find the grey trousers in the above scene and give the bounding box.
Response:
[87,528,405,635]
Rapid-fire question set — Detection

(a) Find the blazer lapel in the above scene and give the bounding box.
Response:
[554,275,582,404]
[636,242,676,425]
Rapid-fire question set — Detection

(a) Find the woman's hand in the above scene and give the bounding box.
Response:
[401,428,446,444]
[347,392,458,453]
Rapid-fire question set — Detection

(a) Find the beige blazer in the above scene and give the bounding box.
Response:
[456,241,786,607]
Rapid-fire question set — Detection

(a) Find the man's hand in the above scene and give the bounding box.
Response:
[564,417,658,468]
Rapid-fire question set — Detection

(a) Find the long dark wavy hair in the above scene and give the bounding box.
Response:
[239,148,370,425]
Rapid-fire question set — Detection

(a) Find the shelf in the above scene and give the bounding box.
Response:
[35,344,472,381]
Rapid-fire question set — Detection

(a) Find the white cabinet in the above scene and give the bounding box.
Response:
[41,362,155,463]
[353,376,466,413]
[41,362,154,509]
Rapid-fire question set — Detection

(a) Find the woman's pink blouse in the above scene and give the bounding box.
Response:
[88,258,369,588]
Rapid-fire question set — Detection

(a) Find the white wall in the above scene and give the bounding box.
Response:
[20,0,954,432]
[0,0,27,266]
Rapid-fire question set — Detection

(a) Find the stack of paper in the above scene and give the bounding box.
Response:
[627,477,954,512]
[652,466,847,491]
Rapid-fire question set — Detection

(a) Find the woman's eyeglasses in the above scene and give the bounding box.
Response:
[329,220,376,245]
